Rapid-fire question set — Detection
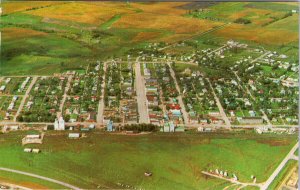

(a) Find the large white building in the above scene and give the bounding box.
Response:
[54,117,65,130]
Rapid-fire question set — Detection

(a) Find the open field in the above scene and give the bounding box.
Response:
[213,24,298,45]
[1,2,298,75]
[1,27,93,75]
[2,1,64,15]
[0,131,297,189]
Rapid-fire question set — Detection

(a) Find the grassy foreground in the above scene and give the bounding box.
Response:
[0,131,297,189]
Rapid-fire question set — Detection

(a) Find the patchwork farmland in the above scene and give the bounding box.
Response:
[0,1,298,190]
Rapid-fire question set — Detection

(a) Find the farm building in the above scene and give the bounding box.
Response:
[68,133,80,138]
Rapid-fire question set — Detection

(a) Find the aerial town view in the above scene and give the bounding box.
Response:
[0,1,299,190]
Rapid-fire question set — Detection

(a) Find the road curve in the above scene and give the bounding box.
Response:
[0,167,81,190]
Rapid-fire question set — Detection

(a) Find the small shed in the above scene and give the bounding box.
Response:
[68,133,80,138]
[32,149,40,153]
[24,148,32,153]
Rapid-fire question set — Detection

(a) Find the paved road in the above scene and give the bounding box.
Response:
[206,78,231,128]
[135,57,150,123]
[97,62,107,125]
[59,75,73,114]
[167,62,189,124]
[261,142,299,190]
[14,77,38,122]
[0,167,81,190]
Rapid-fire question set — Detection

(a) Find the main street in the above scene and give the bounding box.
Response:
[97,62,107,125]
[135,57,150,124]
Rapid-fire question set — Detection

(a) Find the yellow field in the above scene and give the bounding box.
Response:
[129,2,188,16]
[214,24,298,45]
[2,1,298,46]
[2,27,47,41]
[25,2,135,25]
[2,1,64,14]
[132,31,162,42]
[113,12,222,34]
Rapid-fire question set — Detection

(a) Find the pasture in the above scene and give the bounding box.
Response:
[0,131,297,189]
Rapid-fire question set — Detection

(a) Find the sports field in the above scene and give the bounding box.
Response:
[0,131,297,189]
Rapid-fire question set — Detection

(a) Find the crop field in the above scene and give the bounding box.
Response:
[0,131,297,189]
[2,1,64,15]
[1,2,298,75]
[113,13,222,35]
[213,24,298,45]
[1,26,92,75]
[25,2,135,25]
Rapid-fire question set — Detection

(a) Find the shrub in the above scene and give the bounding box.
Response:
[234,18,251,24]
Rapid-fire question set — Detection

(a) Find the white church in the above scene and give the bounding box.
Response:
[54,117,65,130]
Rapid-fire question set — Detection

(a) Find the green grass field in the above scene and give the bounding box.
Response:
[0,131,296,189]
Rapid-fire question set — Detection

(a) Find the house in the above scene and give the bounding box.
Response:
[146,95,158,106]
[89,124,95,129]
[68,133,80,138]
[26,134,40,139]
[24,148,32,153]
[9,125,19,131]
[170,109,181,116]
[87,112,96,122]
[208,111,220,117]
[282,78,298,88]
[163,122,175,132]
[146,87,158,94]
[240,117,263,124]
[0,85,6,92]
[32,149,40,153]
